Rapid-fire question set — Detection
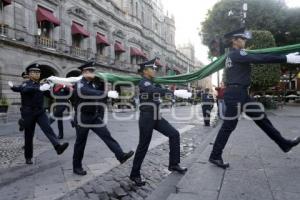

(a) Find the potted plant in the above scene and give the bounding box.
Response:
[0,96,9,113]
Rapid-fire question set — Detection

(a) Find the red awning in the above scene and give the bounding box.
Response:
[114,42,126,53]
[155,59,164,67]
[2,0,12,6]
[36,7,60,26]
[71,22,90,38]
[130,47,147,58]
[96,33,110,46]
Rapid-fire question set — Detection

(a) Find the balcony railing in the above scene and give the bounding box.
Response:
[35,36,57,49]
[70,46,89,58]
[96,55,111,64]
[0,24,8,36]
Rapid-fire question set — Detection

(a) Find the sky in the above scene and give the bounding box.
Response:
[161,0,300,85]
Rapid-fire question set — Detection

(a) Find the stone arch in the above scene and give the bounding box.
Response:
[66,69,81,77]
[26,60,62,79]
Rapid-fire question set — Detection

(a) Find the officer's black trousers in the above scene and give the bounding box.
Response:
[130,112,180,177]
[202,105,212,126]
[22,109,60,159]
[73,113,124,169]
[49,105,68,137]
[210,87,291,159]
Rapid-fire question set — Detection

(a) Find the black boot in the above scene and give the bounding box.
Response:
[168,164,188,174]
[209,157,230,169]
[119,151,134,164]
[57,134,63,140]
[55,143,69,155]
[73,168,87,176]
[130,176,146,187]
[282,136,300,153]
[26,158,33,165]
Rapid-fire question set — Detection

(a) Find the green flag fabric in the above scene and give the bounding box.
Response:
[96,43,300,85]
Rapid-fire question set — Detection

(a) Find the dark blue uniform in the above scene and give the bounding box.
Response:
[210,48,292,159]
[19,80,60,159]
[201,92,214,126]
[72,77,125,169]
[130,77,181,177]
[49,85,73,139]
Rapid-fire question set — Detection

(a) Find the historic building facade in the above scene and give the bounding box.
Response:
[0,0,197,109]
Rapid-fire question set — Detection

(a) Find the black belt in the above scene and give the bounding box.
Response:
[226,84,249,89]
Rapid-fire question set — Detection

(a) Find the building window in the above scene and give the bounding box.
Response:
[36,6,60,39]
[72,35,82,48]
[38,21,53,38]
[136,2,138,18]
[71,22,90,48]
[97,44,105,56]
[96,33,110,56]
[155,23,158,33]
[130,0,134,20]
[142,12,144,23]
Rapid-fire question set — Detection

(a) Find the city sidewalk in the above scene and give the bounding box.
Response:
[168,107,300,200]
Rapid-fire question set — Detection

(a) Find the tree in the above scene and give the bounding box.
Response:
[246,30,281,91]
[201,0,288,47]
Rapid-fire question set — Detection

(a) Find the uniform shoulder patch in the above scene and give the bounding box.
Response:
[144,81,151,87]
[240,49,248,56]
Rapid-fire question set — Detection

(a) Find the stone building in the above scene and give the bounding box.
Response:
[0,0,197,111]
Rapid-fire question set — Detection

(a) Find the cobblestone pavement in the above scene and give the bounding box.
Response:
[58,121,217,200]
[0,135,50,169]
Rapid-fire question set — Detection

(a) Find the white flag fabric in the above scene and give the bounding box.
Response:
[47,76,82,85]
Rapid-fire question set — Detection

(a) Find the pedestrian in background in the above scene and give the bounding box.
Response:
[215,82,226,118]
[201,88,214,127]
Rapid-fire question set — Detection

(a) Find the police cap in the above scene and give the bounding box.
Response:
[26,64,40,73]
[78,61,96,71]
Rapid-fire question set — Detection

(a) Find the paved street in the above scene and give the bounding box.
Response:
[0,105,218,200]
[167,106,300,200]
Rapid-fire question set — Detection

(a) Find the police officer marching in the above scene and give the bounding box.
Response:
[201,88,214,127]
[9,64,69,164]
[72,61,134,176]
[49,83,74,139]
[209,28,300,169]
[130,58,188,187]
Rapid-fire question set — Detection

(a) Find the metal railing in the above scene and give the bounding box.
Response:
[0,24,8,36]
[70,46,89,58]
[35,35,57,49]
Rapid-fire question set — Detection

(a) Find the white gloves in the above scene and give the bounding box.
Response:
[286,52,300,64]
[174,89,192,99]
[108,90,119,99]
[8,81,14,88]
[39,83,51,91]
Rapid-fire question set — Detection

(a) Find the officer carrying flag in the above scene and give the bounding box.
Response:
[72,61,134,176]
[130,58,189,186]
[209,27,300,169]
[9,64,69,164]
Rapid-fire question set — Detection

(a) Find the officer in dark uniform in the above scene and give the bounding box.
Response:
[209,28,300,169]
[19,64,69,164]
[201,88,214,126]
[72,61,134,176]
[49,84,73,139]
[130,58,187,186]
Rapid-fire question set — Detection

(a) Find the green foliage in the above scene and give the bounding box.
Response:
[0,96,9,106]
[247,31,281,91]
[200,0,298,46]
